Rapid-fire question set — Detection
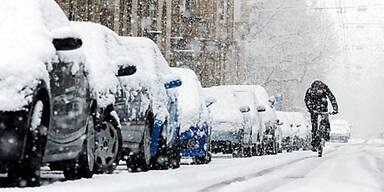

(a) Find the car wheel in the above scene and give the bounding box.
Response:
[168,129,180,169]
[127,117,151,172]
[94,116,121,174]
[64,114,95,180]
[8,100,45,187]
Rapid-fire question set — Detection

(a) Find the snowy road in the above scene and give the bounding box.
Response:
[0,138,383,192]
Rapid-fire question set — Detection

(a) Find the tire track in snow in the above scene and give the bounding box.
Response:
[199,147,341,192]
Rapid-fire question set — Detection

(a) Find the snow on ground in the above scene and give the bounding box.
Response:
[0,138,382,192]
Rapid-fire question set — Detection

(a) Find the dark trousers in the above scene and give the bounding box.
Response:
[310,113,330,146]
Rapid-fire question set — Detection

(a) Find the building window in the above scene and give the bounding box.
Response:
[183,0,192,17]
[220,0,228,24]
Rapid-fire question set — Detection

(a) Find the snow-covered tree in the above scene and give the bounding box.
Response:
[242,0,338,110]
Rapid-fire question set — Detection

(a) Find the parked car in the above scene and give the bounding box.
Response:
[203,86,264,157]
[252,85,280,154]
[292,112,312,150]
[276,111,297,152]
[70,21,140,173]
[0,0,134,187]
[330,119,352,143]
[171,68,212,164]
[225,85,267,156]
[284,112,302,151]
[116,37,182,171]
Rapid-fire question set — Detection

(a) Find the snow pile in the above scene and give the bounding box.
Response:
[118,37,180,121]
[0,0,69,111]
[70,22,126,107]
[203,86,244,132]
[171,68,209,132]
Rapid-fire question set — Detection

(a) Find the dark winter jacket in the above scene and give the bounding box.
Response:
[304,80,338,113]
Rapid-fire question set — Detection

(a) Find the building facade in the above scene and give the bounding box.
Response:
[55,0,237,87]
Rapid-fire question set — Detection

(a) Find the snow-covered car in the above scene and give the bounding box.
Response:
[292,112,312,150]
[115,37,182,171]
[283,112,302,151]
[251,85,281,154]
[276,111,298,152]
[0,0,135,186]
[70,21,139,174]
[203,86,265,157]
[330,119,352,143]
[171,68,212,164]
[224,85,267,156]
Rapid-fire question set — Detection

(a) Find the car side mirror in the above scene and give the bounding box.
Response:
[205,97,216,108]
[268,96,276,107]
[53,37,82,51]
[256,105,266,112]
[117,65,137,77]
[240,106,251,113]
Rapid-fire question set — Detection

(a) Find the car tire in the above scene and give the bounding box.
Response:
[127,117,152,172]
[167,129,180,169]
[8,100,45,187]
[94,114,122,174]
[64,114,95,180]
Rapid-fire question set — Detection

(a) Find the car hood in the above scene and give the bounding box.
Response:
[0,0,70,110]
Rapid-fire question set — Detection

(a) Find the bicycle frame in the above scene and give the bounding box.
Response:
[314,112,331,157]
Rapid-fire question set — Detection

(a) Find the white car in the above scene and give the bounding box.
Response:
[252,85,281,154]
[276,111,298,152]
[330,120,351,142]
[203,86,252,157]
[292,112,312,150]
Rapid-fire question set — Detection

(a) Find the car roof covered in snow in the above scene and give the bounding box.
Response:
[0,0,70,111]
[118,36,180,120]
[70,21,127,107]
[203,86,244,131]
[171,67,209,132]
[226,85,277,125]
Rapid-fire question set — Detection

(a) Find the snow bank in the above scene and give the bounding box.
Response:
[118,37,180,121]
[0,0,69,111]
[70,22,127,107]
[171,68,208,132]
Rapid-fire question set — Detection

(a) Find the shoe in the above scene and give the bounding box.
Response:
[311,146,317,152]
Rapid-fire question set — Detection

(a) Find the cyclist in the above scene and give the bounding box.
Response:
[304,80,338,151]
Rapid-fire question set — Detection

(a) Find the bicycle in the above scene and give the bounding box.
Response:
[313,111,335,157]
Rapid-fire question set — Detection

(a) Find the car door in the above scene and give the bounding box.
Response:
[47,60,87,154]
